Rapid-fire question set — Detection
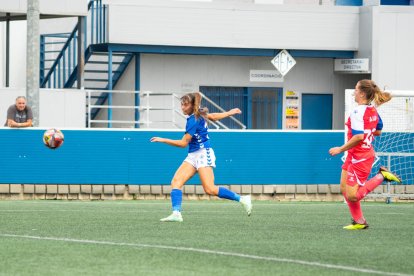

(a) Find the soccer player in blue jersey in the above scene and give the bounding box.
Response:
[150,92,252,222]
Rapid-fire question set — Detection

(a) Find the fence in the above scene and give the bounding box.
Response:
[87,90,246,129]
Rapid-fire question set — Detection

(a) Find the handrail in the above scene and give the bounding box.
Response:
[40,0,105,88]
[172,92,246,129]
[172,93,227,129]
[86,90,246,129]
[41,33,72,38]
[199,92,246,129]
[40,27,78,87]
[87,89,141,128]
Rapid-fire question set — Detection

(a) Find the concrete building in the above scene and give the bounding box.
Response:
[1,0,413,129]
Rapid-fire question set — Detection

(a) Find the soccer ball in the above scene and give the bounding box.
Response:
[43,128,64,149]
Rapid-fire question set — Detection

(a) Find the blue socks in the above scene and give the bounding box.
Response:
[218,187,240,202]
[171,187,239,211]
[171,189,182,212]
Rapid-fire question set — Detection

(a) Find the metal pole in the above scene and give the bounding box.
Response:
[26,0,40,126]
[108,48,113,128]
[77,16,85,89]
[88,90,91,128]
[146,91,149,128]
[134,54,140,128]
[6,13,10,87]
[386,155,392,204]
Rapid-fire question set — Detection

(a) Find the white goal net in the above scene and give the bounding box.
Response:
[345,90,414,198]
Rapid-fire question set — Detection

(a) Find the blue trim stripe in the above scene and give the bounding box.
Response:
[289,50,354,59]
[91,44,354,59]
[351,129,364,135]
[380,0,410,4]
[335,0,362,6]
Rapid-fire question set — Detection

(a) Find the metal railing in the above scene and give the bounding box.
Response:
[86,90,247,129]
[40,0,106,88]
[198,92,246,129]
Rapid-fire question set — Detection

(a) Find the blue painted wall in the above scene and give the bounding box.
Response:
[0,129,344,185]
[335,0,363,6]
[2,129,412,185]
[336,0,411,5]
[302,94,333,130]
[380,0,411,5]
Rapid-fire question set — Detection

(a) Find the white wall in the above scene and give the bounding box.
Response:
[9,20,26,88]
[0,0,87,16]
[97,54,365,129]
[96,54,284,128]
[0,21,24,88]
[282,58,366,129]
[0,22,4,87]
[39,89,86,128]
[107,1,359,50]
[0,88,86,128]
[0,0,85,88]
[93,61,141,128]
[1,17,77,89]
[39,17,78,34]
[371,6,414,90]
[357,7,373,64]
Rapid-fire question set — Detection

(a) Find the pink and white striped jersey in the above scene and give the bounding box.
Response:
[345,105,383,153]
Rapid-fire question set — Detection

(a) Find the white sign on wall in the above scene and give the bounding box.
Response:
[249,70,283,82]
[334,58,369,73]
[271,49,296,76]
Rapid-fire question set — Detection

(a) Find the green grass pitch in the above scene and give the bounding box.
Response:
[0,200,413,275]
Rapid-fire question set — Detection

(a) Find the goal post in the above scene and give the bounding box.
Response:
[344,89,414,202]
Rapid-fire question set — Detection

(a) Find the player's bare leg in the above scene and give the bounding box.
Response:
[160,162,196,222]
[198,167,252,216]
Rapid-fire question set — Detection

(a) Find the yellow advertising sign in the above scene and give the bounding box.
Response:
[285,91,299,129]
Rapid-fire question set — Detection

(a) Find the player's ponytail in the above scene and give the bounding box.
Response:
[358,79,392,107]
[373,88,392,107]
[192,92,208,119]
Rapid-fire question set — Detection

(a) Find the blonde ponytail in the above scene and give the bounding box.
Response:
[373,90,392,107]
[358,79,392,107]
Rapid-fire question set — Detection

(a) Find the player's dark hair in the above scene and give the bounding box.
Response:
[180,92,209,119]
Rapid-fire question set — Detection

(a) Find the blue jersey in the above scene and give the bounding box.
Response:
[185,114,211,153]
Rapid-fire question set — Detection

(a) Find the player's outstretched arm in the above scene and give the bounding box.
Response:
[329,134,364,156]
[207,108,241,121]
[150,133,192,148]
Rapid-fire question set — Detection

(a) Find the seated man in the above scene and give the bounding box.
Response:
[5,96,33,128]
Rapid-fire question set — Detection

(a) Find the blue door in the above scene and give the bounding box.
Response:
[302,94,332,130]
[200,86,282,129]
[248,87,283,129]
[199,86,247,129]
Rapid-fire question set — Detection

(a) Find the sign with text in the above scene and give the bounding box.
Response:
[334,58,369,73]
[285,90,300,130]
[249,70,283,82]
[271,50,296,76]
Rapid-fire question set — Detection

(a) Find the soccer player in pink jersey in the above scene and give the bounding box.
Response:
[329,79,401,230]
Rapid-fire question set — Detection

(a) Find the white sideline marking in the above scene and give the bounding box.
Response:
[0,234,412,276]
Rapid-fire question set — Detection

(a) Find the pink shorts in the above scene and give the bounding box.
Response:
[342,151,375,187]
